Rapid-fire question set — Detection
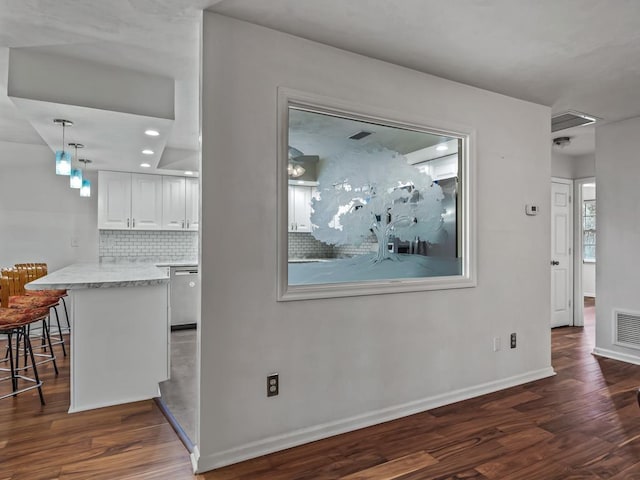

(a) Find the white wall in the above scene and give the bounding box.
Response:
[552,152,575,178]
[552,152,595,179]
[0,141,98,270]
[199,13,553,471]
[574,153,596,179]
[582,184,596,297]
[594,117,640,363]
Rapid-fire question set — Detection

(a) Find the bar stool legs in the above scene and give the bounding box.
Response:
[0,325,45,405]
[48,305,67,357]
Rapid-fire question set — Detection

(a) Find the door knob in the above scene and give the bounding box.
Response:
[551,260,559,266]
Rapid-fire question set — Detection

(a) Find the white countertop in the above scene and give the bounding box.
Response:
[26,263,170,290]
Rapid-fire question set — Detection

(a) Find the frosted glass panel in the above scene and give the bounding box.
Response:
[285,104,465,289]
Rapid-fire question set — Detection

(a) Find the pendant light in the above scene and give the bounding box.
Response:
[53,119,73,175]
[78,159,92,197]
[68,142,84,189]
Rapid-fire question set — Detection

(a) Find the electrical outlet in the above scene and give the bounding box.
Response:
[267,373,279,397]
[493,337,501,352]
[510,333,517,349]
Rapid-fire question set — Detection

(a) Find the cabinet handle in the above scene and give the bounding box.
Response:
[182,220,185,229]
[132,218,135,228]
[127,218,130,228]
[186,220,190,229]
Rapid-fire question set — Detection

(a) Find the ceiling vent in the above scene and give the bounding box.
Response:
[614,311,640,350]
[349,131,373,140]
[552,111,598,132]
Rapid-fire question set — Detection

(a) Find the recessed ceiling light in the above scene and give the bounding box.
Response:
[142,149,154,155]
[145,129,160,137]
[436,145,449,152]
[184,171,194,175]
[140,163,151,168]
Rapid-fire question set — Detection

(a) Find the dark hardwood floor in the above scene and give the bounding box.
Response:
[4,299,640,479]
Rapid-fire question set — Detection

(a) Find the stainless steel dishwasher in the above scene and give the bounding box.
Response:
[170,266,199,328]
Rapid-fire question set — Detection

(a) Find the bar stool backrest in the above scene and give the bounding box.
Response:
[15,263,48,282]
[0,268,27,303]
[0,272,16,308]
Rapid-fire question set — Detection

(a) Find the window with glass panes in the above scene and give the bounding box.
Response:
[583,199,596,262]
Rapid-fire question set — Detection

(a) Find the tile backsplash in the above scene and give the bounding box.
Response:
[288,232,377,259]
[288,232,335,259]
[99,230,198,262]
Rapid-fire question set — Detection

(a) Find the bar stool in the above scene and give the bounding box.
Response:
[0,307,49,405]
[1,271,61,369]
[1,268,66,355]
[17,263,70,346]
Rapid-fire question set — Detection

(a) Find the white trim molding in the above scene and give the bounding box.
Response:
[277,87,477,301]
[195,367,555,473]
[573,176,596,327]
[593,347,640,366]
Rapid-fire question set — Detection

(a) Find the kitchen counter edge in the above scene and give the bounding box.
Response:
[25,263,170,290]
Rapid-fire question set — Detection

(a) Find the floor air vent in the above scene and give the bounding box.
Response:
[615,311,640,349]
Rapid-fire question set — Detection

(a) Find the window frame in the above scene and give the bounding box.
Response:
[276,88,477,301]
[583,198,596,263]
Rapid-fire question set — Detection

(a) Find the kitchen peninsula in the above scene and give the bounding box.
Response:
[26,263,170,413]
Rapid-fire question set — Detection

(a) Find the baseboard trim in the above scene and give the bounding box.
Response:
[190,445,200,473]
[68,391,159,414]
[593,347,640,366]
[195,366,555,473]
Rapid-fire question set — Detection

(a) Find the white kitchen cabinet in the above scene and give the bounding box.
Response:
[288,184,314,232]
[98,171,131,229]
[185,177,199,231]
[98,171,162,230]
[131,174,163,229]
[161,176,199,230]
[162,176,186,229]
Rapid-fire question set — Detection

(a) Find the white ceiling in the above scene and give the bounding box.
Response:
[0,0,217,175]
[1,0,639,165]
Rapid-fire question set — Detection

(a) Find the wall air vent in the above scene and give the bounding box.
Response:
[614,311,640,350]
[552,111,598,132]
[349,131,373,140]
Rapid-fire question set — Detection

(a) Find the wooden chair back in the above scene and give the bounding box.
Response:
[0,268,27,299]
[0,273,8,308]
[15,263,48,282]
[0,270,22,307]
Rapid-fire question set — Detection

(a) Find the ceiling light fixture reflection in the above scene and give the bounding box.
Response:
[436,144,448,152]
[184,171,194,175]
[144,129,160,136]
[140,162,151,168]
[287,163,306,178]
[142,149,154,155]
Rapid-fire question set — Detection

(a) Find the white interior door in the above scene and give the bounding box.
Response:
[551,180,574,327]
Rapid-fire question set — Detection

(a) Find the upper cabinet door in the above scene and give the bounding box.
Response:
[185,178,199,231]
[98,171,132,230]
[131,174,163,230]
[162,176,187,230]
